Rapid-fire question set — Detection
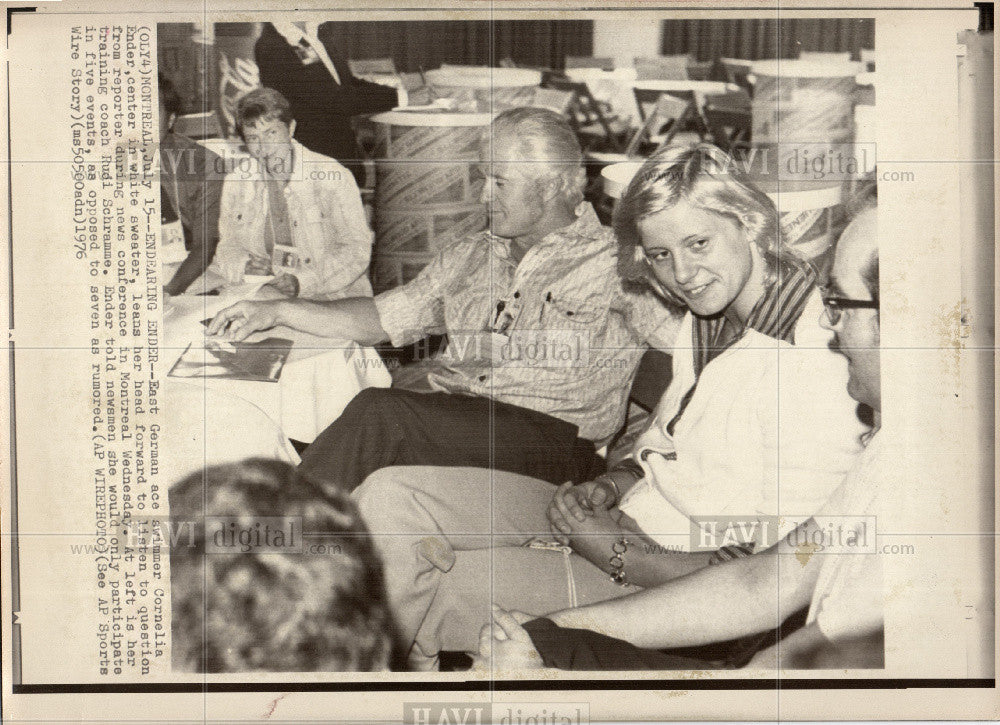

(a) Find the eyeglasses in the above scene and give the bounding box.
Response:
[821,295,879,325]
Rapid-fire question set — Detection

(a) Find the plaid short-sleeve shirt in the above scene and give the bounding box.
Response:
[375,204,680,441]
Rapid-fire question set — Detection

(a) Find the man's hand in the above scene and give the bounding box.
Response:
[471,606,545,672]
[207,300,281,341]
[547,479,618,544]
[244,254,273,276]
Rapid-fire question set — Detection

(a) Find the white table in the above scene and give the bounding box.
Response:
[163,380,303,486]
[163,289,392,445]
[631,79,735,95]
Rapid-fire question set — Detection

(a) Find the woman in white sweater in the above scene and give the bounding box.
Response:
[353,144,869,668]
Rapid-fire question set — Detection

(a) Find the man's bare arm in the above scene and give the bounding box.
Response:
[208,296,389,345]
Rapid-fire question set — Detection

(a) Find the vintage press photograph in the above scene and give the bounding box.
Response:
[159,16,886,675]
[1,3,995,723]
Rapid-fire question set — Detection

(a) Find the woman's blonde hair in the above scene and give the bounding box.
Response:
[613,144,783,303]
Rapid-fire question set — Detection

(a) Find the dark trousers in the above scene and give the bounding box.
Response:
[298,388,606,493]
[523,607,811,671]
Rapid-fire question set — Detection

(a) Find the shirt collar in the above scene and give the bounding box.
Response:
[691,259,817,379]
[254,140,301,184]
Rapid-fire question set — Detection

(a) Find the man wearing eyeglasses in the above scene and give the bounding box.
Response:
[478,201,890,671]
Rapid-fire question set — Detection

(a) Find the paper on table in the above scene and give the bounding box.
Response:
[167,337,294,382]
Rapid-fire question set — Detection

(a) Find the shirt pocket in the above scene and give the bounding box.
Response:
[291,205,326,268]
[293,203,326,235]
[229,206,256,234]
[540,291,606,329]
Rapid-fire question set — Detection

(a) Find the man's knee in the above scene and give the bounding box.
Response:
[340,386,404,423]
[299,388,409,482]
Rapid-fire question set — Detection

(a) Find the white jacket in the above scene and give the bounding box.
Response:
[619,291,869,549]
[212,141,373,300]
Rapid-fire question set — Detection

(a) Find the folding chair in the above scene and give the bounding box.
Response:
[543,75,629,153]
[585,92,703,225]
[631,88,704,151]
[564,56,615,71]
[720,58,755,98]
[529,87,575,116]
[702,94,752,154]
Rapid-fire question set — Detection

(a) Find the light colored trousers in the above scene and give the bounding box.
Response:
[352,466,632,667]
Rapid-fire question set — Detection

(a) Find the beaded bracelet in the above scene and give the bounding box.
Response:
[608,537,630,586]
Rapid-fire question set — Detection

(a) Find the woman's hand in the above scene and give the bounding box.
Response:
[471,606,545,672]
[560,504,632,572]
[547,479,618,544]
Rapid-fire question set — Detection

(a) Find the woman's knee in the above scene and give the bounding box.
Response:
[354,468,460,578]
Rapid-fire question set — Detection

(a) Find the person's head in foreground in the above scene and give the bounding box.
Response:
[476,190,882,673]
[478,107,586,246]
[614,143,788,322]
[169,459,393,672]
[235,87,297,174]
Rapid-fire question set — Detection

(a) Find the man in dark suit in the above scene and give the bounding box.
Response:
[253,21,400,186]
[159,73,224,296]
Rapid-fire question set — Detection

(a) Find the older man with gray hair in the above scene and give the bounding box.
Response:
[210,107,678,492]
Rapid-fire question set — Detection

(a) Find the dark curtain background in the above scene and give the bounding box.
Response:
[320,20,593,71]
[661,18,875,60]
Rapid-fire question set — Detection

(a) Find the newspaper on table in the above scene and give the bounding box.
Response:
[1,1,996,722]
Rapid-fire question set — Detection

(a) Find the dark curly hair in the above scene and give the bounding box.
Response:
[169,459,394,672]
